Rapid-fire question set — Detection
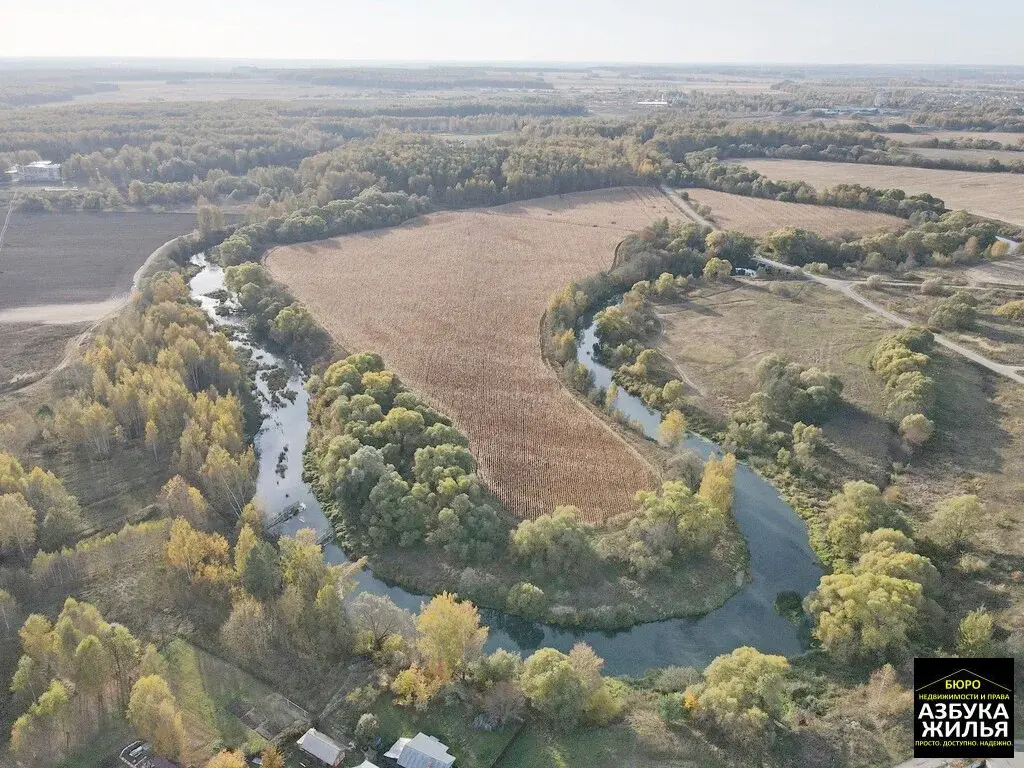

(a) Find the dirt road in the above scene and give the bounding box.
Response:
[661,184,714,228]
[754,255,1024,385]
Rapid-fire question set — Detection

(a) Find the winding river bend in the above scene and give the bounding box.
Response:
[189,255,822,675]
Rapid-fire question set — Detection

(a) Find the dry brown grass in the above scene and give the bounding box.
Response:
[739,158,1024,226]
[656,281,898,483]
[887,130,1024,148]
[686,188,904,238]
[897,146,1024,166]
[268,187,680,522]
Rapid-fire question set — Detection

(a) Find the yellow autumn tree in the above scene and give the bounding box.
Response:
[416,592,488,683]
[659,409,687,449]
[698,453,737,513]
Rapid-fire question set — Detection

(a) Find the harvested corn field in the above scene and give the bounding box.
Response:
[738,158,1024,226]
[268,187,676,522]
[686,188,904,237]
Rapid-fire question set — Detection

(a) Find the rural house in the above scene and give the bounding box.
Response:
[296,727,345,767]
[383,733,455,768]
[7,160,62,183]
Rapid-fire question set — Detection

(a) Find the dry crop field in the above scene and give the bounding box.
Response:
[685,188,904,237]
[0,212,195,309]
[894,146,1024,166]
[738,158,1024,227]
[268,187,680,522]
[886,130,1024,148]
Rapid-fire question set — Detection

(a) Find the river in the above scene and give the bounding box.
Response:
[189,254,822,675]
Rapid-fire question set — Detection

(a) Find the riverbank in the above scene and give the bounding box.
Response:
[190,231,820,671]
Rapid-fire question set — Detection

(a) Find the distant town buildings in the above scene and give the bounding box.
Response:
[5,160,62,183]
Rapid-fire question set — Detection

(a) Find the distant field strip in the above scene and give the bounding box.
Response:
[268,187,677,522]
[737,158,1024,226]
[686,188,904,237]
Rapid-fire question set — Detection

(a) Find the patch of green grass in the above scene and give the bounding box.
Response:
[371,697,518,768]
[162,639,300,763]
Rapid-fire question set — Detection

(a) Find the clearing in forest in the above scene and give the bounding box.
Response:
[268,187,679,522]
[685,188,904,238]
[737,158,1024,227]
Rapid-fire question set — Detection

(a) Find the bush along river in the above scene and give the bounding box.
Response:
[189,254,822,675]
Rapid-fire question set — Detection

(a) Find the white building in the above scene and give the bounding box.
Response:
[384,733,455,768]
[297,728,345,767]
[11,161,62,183]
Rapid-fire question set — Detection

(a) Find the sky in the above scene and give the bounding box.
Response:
[5,0,1024,65]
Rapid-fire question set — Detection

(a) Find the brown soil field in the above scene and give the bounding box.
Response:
[0,322,86,394]
[739,158,1024,227]
[268,187,681,522]
[686,188,904,237]
[0,212,195,309]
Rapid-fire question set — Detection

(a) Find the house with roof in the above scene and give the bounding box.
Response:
[383,733,455,768]
[296,727,345,767]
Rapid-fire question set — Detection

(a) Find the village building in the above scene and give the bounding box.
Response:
[383,732,455,768]
[296,727,346,767]
[6,160,63,183]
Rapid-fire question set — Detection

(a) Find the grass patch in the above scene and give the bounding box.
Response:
[162,639,308,764]
[371,697,518,768]
[498,693,722,768]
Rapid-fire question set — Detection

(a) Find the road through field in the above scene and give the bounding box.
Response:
[269,187,680,522]
[663,184,1024,385]
[754,255,1024,385]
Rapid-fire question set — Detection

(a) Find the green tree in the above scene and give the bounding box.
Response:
[927,494,984,552]
[0,493,36,555]
[806,572,924,659]
[825,481,893,560]
[696,647,790,726]
[512,506,596,580]
[506,582,548,620]
[956,609,995,657]
[702,257,733,281]
[240,539,282,600]
[73,634,112,708]
[520,648,587,730]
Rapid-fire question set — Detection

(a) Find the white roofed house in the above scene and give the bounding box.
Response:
[383,732,455,768]
[12,160,62,183]
[296,727,346,767]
